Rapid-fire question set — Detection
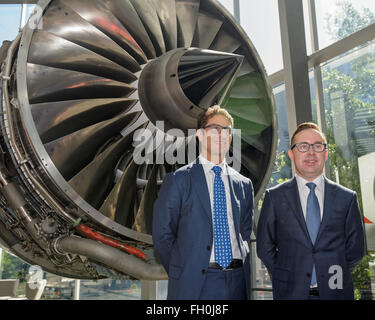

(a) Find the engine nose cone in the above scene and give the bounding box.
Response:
[138,47,243,133]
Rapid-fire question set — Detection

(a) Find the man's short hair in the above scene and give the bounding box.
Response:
[290,122,327,146]
[197,105,234,129]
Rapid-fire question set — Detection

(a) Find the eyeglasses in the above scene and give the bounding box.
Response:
[291,142,327,153]
[202,124,233,136]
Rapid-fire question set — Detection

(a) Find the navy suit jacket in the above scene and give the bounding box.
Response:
[256,177,365,300]
[152,158,254,300]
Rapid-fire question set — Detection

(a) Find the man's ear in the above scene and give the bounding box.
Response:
[288,149,294,163]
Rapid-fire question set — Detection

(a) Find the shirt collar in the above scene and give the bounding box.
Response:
[199,155,227,175]
[295,173,324,192]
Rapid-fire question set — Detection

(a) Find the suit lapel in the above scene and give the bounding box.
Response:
[226,165,240,234]
[315,177,336,244]
[190,159,212,222]
[283,177,311,243]
[283,176,337,246]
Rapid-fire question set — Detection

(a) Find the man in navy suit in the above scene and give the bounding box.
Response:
[257,122,365,300]
[153,105,254,300]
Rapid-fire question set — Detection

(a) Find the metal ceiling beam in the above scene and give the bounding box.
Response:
[233,0,240,23]
[278,0,312,133]
[0,0,37,3]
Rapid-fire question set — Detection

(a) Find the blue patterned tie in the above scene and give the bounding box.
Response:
[306,182,320,286]
[212,166,233,269]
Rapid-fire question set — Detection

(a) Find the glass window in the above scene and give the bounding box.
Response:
[309,69,318,123]
[157,280,168,299]
[79,279,141,300]
[314,0,375,50]
[43,274,75,300]
[251,241,273,300]
[0,247,30,297]
[239,0,283,75]
[269,83,292,187]
[0,5,21,45]
[302,0,313,55]
[217,0,234,15]
[0,246,76,300]
[321,41,375,299]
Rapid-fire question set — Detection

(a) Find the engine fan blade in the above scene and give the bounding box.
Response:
[133,163,158,234]
[41,0,144,70]
[191,10,223,49]
[175,0,200,47]
[31,98,137,144]
[101,0,156,59]
[27,64,136,104]
[129,0,167,56]
[61,0,146,64]
[68,134,134,209]
[45,112,141,180]
[100,160,138,227]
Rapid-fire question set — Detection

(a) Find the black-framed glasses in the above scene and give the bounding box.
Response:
[291,142,327,153]
[202,124,233,136]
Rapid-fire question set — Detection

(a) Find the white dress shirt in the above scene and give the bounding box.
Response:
[198,155,241,263]
[295,174,325,222]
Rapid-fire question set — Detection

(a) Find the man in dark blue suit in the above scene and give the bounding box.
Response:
[257,122,365,300]
[153,105,254,300]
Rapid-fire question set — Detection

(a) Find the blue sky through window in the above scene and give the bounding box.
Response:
[0,4,21,45]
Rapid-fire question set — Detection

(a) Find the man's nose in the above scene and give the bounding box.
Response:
[307,148,315,154]
[307,145,316,154]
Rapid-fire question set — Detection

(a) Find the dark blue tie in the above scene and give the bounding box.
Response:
[212,166,232,269]
[306,182,320,286]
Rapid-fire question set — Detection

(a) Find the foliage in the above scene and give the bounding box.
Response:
[324,1,375,41]
[269,139,292,187]
[352,254,374,300]
[322,2,375,212]
[1,249,29,282]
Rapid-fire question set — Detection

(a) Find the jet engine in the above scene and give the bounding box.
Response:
[0,0,277,280]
